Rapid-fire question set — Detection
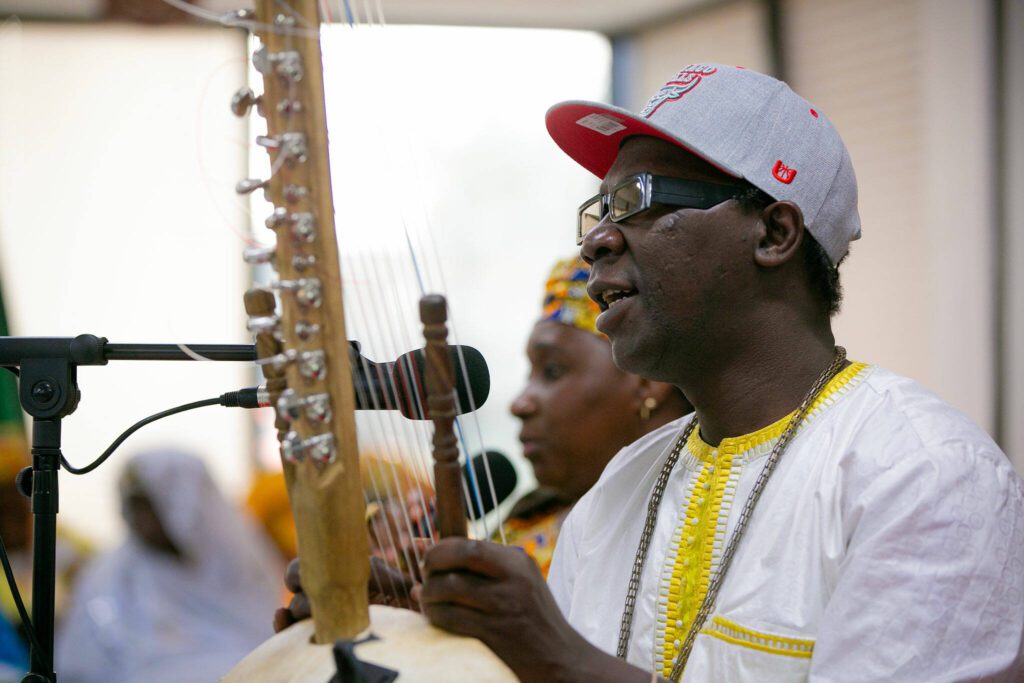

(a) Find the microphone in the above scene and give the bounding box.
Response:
[219,343,490,421]
[462,450,517,520]
[386,345,490,420]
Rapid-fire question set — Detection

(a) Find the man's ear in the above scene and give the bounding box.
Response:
[754,200,805,268]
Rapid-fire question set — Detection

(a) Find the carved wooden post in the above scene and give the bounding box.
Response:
[419,294,467,539]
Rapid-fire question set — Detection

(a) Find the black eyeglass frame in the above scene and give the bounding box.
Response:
[576,172,750,244]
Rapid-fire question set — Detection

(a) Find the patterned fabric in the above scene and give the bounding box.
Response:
[548,364,1024,681]
[504,503,570,579]
[490,489,569,578]
[541,256,602,336]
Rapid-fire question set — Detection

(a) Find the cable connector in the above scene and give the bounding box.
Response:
[219,386,269,409]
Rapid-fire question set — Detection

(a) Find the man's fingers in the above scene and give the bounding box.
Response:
[422,538,524,579]
[288,591,311,621]
[421,601,491,641]
[284,558,301,593]
[272,607,295,633]
[420,569,503,612]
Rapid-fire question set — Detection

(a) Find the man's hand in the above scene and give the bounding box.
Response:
[418,538,651,683]
[273,558,310,632]
[272,556,422,633]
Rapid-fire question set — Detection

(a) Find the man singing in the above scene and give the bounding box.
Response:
[418,63,1024,682]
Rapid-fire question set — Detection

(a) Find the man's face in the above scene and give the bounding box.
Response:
[581,136,761,382]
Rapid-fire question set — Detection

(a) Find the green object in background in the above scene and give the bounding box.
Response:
[0,274,29,480]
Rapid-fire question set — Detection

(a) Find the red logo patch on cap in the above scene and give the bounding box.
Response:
[772,160,797,184]
[639,64,718,118]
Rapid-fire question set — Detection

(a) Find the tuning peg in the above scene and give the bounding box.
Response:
[274,277,322,308]
[243,245,276,266]
[304,433,336,463]
[283,184,307,204]
[281,430,305,463]
[265,208,316,243]
[276,390,332,425]
[230,87,263,117]
[253,47,304,82]
[236,178,269,196]
[246,315,280,336]
[296,350,327,381]
[292,254,316,272]
[257,133,308,163]
[294,321,321,341]
[256,348,326,381]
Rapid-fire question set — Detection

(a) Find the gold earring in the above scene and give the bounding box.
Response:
[639,396,658,421]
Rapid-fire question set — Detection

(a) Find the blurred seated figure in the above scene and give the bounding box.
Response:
[504,256,692,576]
[55,449,283,683]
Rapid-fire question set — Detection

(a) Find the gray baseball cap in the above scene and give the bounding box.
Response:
[546,63,860,264]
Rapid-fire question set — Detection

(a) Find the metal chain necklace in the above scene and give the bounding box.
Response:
[615,347,848,681]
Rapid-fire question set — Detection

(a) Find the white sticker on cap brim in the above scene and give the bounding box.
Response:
[576,113,627,136]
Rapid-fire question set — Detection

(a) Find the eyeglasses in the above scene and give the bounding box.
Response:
[576,173,748,244]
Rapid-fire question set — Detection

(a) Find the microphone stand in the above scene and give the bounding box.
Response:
[0,334,254,683]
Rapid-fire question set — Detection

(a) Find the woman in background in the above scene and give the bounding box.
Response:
[55,449,283,683]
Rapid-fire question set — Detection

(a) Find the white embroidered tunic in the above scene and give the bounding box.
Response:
[548,364,1024,681]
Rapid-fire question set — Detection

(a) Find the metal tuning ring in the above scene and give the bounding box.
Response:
[283,184,307,204]
[274,52,303,82]
[297,350,327,381]
[276,389,303,423]
[275,389,332,425]
[292,254,316,272]
[290,213,316,243]
[305,433,336,464]
[281,430,305,463]
[265,210,315,243]
[304,393,332,423]
[278,133,308,163]
[230,87,262,117]
[265,209,316,244]
[255,133,307,164]
[253,48,304,83]
[294,321,320,341]
[273,278,322,309]
[277,99,303,116]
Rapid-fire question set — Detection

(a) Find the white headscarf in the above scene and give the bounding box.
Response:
[56,449,283,683]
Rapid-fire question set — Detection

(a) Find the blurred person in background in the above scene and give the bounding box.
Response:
[55,448,283,683]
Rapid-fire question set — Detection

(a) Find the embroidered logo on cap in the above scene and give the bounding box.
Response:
[640,64,718,118]
[772,160,797,184]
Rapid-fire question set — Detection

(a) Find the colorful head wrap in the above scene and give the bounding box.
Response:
[540,255,602,336]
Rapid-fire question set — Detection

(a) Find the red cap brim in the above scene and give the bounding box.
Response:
[545,100,734,179]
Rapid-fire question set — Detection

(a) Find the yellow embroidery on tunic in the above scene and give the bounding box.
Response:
[701,615,815,658]
[655,362,868,674]
[660,453,735,675]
